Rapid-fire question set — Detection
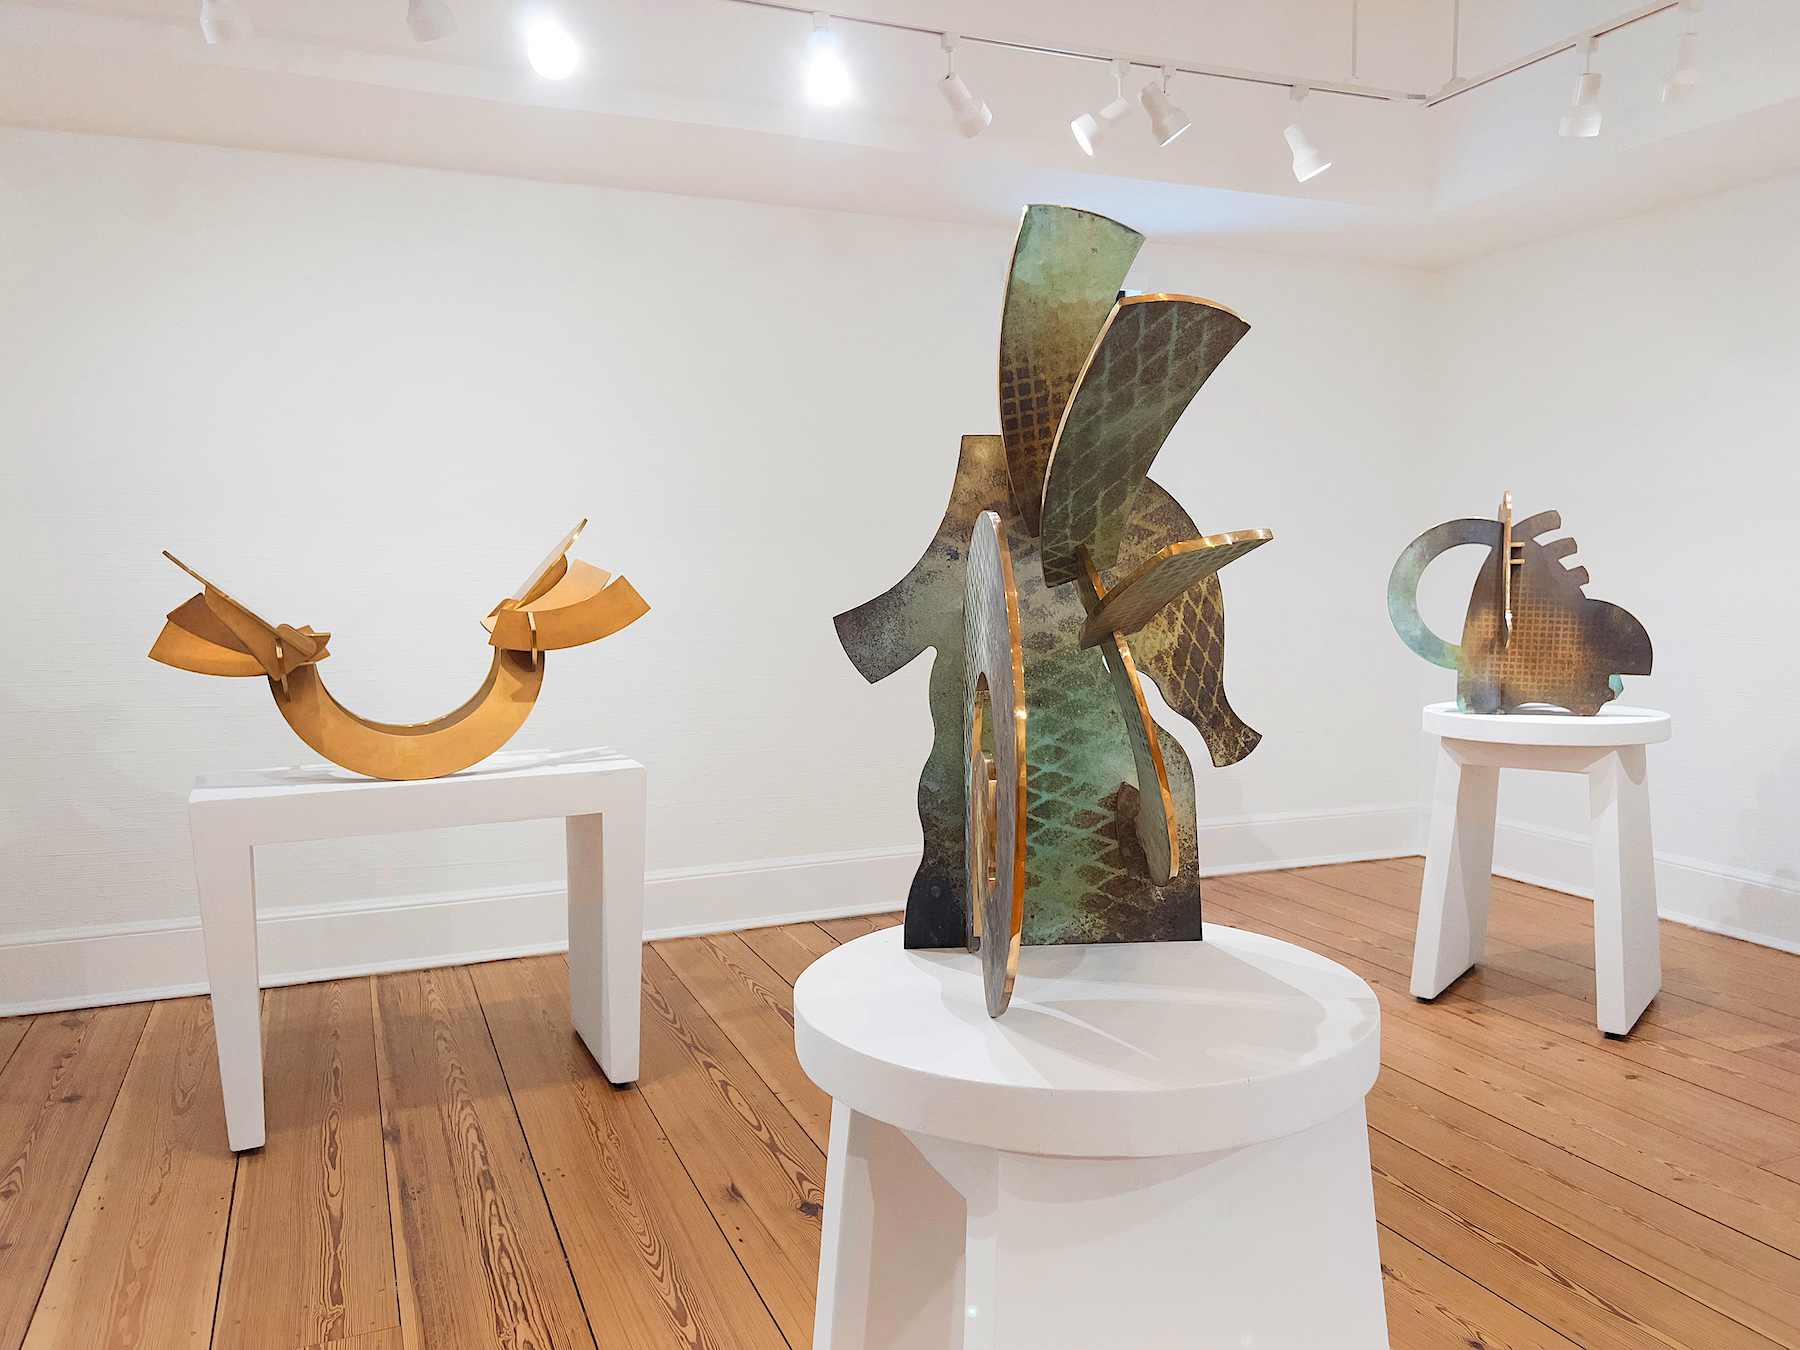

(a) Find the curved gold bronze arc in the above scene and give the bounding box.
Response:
[1038,295,1252,587]
[997,205,1144,534]
[150,618,266,677]
[964,511,1026,1017]
[1076,549,1178,885]
[486,572,649,651]
[268,649,545,781]
[1078,529,1272,649]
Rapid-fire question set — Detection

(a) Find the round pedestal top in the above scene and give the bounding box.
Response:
[1423,701,1671,747]
[793,925,1380,1159]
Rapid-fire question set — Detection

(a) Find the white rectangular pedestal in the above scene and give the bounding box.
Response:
[815,1102,1388,1350]
[188,747,647,1150]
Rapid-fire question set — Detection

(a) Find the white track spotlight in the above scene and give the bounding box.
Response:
[806,12,853,106]
[1072,59,1132,156]
[525,18,578,78]
[1139,66,1192,147]
[1283,85,1332,181]
[1663,1,1703,104]
[938,34,992,138]
[1560,38,1602,137]
[1662,31,1700,102]
[406,0,454,42]
[199,0,252,44]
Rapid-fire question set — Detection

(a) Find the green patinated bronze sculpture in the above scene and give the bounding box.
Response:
[834,204,1271,1015]
[1388,493,1652,715]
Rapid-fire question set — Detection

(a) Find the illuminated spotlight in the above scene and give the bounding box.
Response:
[806,12,853,106]
[1140,66,1192,147]
[406,0,455,42]
[1560,37,1603,137]
[1072,59,1132,156]
[1283,84,1332,181]
[525,17,578,79]
[939,33,992,138]
[199,0,253,44]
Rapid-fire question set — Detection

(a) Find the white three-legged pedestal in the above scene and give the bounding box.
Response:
[187,747,646,1151]
[1411,702,1671,1036]
[796,926,1388,1350]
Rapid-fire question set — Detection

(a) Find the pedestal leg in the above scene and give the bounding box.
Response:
[816,1105,875,1350]
[1589,745,1662,1036]
[1413,739,1500,1000]
[567,783,645,1084]
[190,819,264,1152]
[918,1110,1386,1349]
[816,1107,969,1350]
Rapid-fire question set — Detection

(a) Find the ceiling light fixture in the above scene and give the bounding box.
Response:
[198,0,253,44]
[939,33,992,137]
[806,12,853,105]
[406,0,454,42]
[1662,0,1702,104]
[1072,59,1132,156]
[1283,84,1332,181]
[1139,66,1192,147]
[525,18,578,78]
[1559,37,1603,136]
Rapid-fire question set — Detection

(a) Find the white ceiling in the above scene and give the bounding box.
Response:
[1,0,1797,265]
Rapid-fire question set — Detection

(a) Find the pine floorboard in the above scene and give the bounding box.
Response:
[6,860,1799,1348]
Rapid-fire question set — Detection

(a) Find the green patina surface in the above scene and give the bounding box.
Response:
[834,203,1266,951]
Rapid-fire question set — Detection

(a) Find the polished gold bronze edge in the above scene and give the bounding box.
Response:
[1115,291,1247,322]
[995,525,1028,996]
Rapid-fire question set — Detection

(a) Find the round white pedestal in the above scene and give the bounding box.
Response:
[1422,700,1671,747]
[1414,702,1670,1035]
[797,926,1388,1350]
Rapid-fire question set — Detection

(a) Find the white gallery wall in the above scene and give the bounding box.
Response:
[1426,170,1800,951]
[0,126,1434,1010]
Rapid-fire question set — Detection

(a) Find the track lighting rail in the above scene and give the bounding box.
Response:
[719,0,1692,111]
[719,0,1412,102]
[1425,0,1682,106]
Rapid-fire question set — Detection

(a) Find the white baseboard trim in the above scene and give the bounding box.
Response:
[1493,819,1800,956]
[0,805,1423,1016]
[1195,802,1424,876]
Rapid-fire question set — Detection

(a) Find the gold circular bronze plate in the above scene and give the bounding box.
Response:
[964,510,1027,1017]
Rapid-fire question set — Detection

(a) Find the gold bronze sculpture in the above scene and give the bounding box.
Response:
[836,204,1271,1016]
[150,521,647,779]
[1388,494,1651,715]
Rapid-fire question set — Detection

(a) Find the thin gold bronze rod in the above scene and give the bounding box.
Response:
[1498,492,1515,649]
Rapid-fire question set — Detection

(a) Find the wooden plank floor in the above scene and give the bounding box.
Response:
[3,857,1799,1348]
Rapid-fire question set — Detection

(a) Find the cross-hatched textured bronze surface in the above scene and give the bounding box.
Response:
[835,205,1269,956]
[1118,484,1264,767]
[1080,530,1272,649]
[997,205,1143,534]
[1038,295,1249,587]
[1388,506,1653,715]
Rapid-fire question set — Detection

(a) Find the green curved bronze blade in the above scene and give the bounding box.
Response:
[1078,529,1271,649]
[998,205,1143,535]
[1038,295,1250,588]
[1387,517,1499,670]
